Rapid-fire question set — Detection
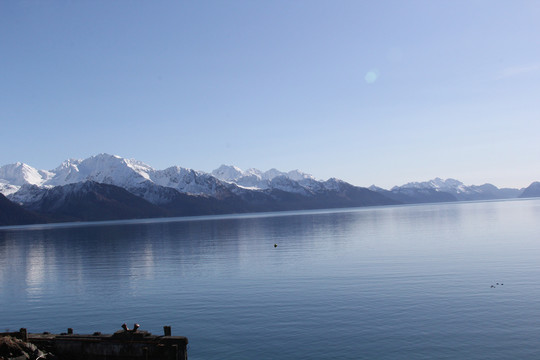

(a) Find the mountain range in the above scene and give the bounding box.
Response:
[0,153,538,226]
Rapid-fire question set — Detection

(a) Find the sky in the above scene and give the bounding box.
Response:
[1,1,539,189]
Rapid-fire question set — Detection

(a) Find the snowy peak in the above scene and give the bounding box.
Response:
[47,153,153,187]
[78,153,153,183]
[0,154,370,204]
[1,155,527,209]
[0,162,52,186]
[395,178,465,192]
[268,175,309,195]
[287,169,314,182]
[54,158,83,172]
[152,166,228,196]
[368,185,385,192]
[261,168,283,181]
[0,182,19,196]
[211,165,245,182]
[211,164,316,190]
[373,177,522,202]
[322,178,346,191]
[260,168,313,181]
[392,177,511,197]
[50,158,83,185]
[0,154,236,200]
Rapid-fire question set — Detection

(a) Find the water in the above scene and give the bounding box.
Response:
[1,199,540,359]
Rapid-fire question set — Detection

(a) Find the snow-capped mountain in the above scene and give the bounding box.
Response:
[1,154,237,203]
[46,154,153,188]
[0,155,525,206]
[0,154,400,226]
[397,177,521,200]
[7,184,49,205]
[0,182,20,197]
[392,178,465,192]
[0,154,325,204]
[370,177,521,203]
[0,162,53,197]
[0,153,534,227]
[152,166,231,198]
[0,162,53,186]
[211,164,315,190]
[211,165,245,182]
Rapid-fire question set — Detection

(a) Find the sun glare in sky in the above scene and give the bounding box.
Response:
[364,70,379,84]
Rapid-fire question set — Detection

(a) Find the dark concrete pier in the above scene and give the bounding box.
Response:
[1,325,188,360]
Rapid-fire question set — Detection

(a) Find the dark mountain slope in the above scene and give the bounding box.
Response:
[24,181,169,222]
[0,193,45,226]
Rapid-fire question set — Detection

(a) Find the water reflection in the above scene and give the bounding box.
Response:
[0,211,360,295]
[1,200,538,300]
[25,241,47,299]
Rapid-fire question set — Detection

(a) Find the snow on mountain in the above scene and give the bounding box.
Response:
[268,176,310,195]
[42,154,228,198]
[2,155,525,210]
[47,158,83,185]
[322,178,344,192]
[0,155,373,205]
[0,162,53,187]
[287,170,315,182]
[0,181,20,196]
[212,165,264,188]
[152,166,231,197]
[259,168,314,182]
[261,168,283,181]
[393,177,467,193]
[46,154,153,188]
[0,162,54,198]
[211,164,316,191]
[8,184,48,205]
[210,165,265,189]
[381,177,520,202]
[1,154,236,203]
[211,165,245,182]
[368,185,385,192]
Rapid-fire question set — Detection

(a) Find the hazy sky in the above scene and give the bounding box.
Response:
[1,1,539,189]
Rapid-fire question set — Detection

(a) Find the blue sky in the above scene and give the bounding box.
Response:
[1,1,539,189]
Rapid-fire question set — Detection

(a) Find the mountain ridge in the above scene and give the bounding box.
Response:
[0,153,537,226]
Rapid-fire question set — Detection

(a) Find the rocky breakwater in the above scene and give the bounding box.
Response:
[0,332,56,360]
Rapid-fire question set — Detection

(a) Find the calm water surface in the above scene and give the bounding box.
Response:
[1,199,540,359]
